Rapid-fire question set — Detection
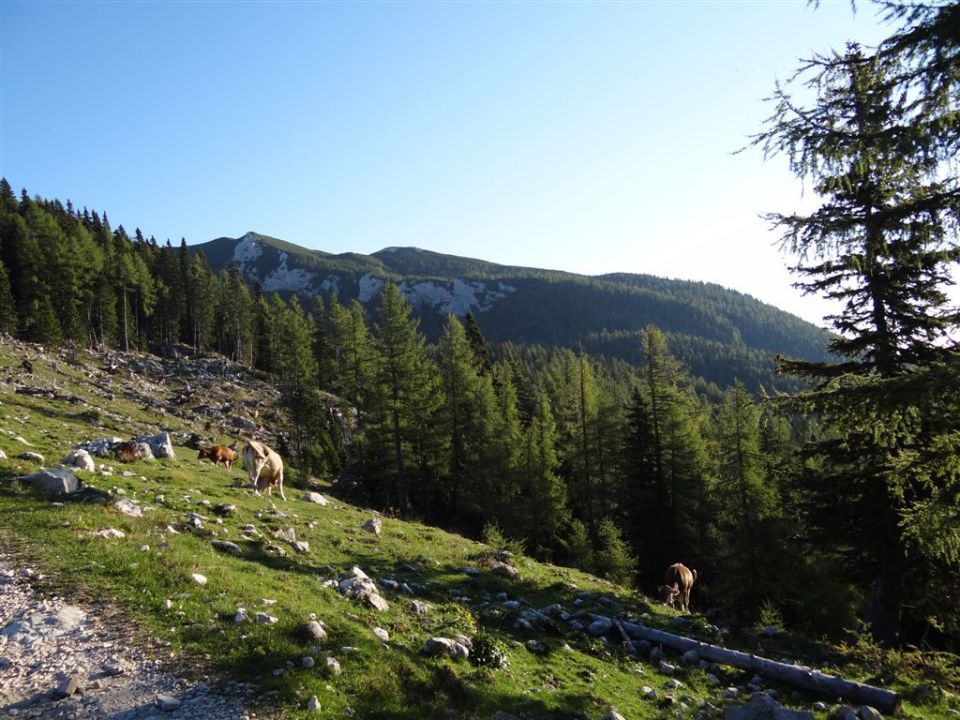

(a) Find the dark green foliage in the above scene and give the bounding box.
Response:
[753,2,960,645]
[0,258,17,334]
[2,167,957,649]
[469,631,509,669]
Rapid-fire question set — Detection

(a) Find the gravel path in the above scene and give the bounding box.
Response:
[0,556,259,720]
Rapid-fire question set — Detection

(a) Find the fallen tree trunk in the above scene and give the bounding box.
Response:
[617,619,901,714]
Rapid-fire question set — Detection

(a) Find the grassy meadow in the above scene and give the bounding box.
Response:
[0,340,956,719]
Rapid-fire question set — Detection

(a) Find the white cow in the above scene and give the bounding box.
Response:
[242,440,285,500]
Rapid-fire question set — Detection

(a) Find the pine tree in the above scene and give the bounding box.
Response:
[754,28,960,642]
[437,315,485,520]
[275,294,318,384]
[515,388,569,556]
[711,380,780,617]
[372,283,443,515]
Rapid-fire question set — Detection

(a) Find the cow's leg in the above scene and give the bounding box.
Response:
[278,468,286,500]
[251,467,263,495]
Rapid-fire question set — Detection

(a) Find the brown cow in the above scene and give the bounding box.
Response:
[242,440,285,500]
[114,440,140,463]
[197,444,236,469]
[658,563,698,612]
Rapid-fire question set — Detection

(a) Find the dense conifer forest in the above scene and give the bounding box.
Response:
[1,0,958,651]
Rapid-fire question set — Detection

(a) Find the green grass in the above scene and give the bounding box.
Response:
[1,341,957,719]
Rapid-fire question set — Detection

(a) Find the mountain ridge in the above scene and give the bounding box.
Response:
[192,231,833,391]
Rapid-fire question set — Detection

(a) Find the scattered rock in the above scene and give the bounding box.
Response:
[305,620,328,642]
[61,448,95,472]
[307,694,321,712]
[302,491,328,505]
[410,600,431,616]
[642,686,657,700]
[256,612,278,624]
[725,692,814,720]
[601,710,626,720]
[292,540,310,554]
[587,616,613,636]
[830,706,857,720]
[18,468,78,494]
[156,693,181,711]
[92,528,125,539]
[54,674,81,698]
[491,561,518,578]
[113,497,143,518]
[136,432,176,459]
[659,661,676,676]
[303,656,316,668]
[858,707,882,720]
[362,517,382,535]
[373,627,389,642]
[525,639,547,654]
[191,573,208,585]
[212,540,243,555]
[274,526,297,543]
[423,637,470,659]
[325,656,342,676]
[812,702,827,712]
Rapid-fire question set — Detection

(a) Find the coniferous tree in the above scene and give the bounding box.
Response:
[755,28,960,642]
[515,388,569,555]
[437,314,485,521]
[371,283,443,514]
[0,258,16,334]
[275,294,317,385]
[711,380,780,617]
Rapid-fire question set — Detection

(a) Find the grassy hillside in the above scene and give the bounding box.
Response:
[1,339,955,720]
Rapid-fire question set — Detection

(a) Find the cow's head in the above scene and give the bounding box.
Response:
[658,583,680,606]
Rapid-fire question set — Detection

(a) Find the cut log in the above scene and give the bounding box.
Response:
[617,619,901,714]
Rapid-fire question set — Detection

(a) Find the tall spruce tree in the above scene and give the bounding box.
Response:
[754,21,960,642]
[372,283,442,515]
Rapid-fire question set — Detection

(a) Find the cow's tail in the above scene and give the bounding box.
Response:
[692,569,698,583]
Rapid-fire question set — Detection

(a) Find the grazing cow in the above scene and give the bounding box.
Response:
[242,440,285,500]
[658,563,698,612]
[114,440,140,463]
[197,444,236,469]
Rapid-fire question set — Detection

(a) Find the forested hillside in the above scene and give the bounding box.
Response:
[1,0,958,659]
[193,233,833,393]
[1,128,959,649]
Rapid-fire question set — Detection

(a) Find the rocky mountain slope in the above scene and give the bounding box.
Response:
[0,338,951,720]
[193,233,834,392]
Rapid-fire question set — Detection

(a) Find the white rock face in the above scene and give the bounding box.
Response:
[396,278,516,315]
[358,274,385,303]
[232,232,263,264]
[319,276,340,293]
[262,251,316,293]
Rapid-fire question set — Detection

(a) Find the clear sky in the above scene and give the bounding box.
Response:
[1,1,898,326]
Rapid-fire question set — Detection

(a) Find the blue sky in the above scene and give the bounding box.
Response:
[1,1,895,325]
